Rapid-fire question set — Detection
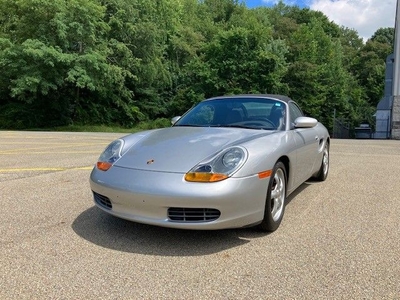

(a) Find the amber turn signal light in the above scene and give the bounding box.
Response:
[258,170,272,179]
[97,161,112,171]
[185,172,228,182]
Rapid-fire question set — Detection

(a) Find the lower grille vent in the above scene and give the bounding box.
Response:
[168,207,220,222]
[93,192,112,210]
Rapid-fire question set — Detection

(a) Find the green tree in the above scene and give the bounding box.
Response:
[0,0,137,128]
[0,0,392,132]
[370,27,394,46]
[285,18,362,128]
[353,34,392,107]
[188,27,288,95]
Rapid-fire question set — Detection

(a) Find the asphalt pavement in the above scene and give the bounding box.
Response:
[1,131,399,299]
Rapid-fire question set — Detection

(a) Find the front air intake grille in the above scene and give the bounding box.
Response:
[93,191,112,210]
[168,207,220,222]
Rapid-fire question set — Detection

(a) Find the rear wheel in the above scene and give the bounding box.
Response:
[259,162,287,232]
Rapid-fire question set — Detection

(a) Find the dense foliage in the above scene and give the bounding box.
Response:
[0,0,394,130]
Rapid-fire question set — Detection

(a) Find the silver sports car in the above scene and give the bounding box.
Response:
[90,95,330,231]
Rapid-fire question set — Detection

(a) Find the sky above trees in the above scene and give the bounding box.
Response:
[243,0,397,41]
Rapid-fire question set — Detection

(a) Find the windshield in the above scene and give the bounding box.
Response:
[174,97,286,130]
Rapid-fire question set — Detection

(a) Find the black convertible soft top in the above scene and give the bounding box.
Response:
[207,94,293,103]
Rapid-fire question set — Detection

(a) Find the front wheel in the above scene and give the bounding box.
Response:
[313,142,329,181]
[259,162,287,232]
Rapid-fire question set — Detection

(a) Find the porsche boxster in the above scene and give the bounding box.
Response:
[90,94,330,231]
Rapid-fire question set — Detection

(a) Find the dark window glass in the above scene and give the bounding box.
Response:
[289,102,304,125]
[175,98,287,130]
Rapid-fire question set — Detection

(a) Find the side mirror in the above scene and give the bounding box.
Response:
[294,117,318,128]
[171,116,181,125]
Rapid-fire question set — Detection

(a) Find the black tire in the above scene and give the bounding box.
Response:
[314,142,329,181]
[259,161,287,232]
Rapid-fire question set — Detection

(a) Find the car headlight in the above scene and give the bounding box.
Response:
[96,139,124,171]
[185,147,247,182]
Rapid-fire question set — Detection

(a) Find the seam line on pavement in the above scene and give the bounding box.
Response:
[0,166,94,172]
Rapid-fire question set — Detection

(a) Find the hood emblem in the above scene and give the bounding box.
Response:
[147,159,155,165]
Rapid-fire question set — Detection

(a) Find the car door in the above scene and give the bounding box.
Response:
[289,102,319,185]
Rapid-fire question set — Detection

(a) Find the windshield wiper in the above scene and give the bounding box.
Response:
[218,124,263,130]
[173,124,203,127]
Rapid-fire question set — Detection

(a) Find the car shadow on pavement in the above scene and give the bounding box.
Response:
[285,181,312,206]
[72,207,269,256]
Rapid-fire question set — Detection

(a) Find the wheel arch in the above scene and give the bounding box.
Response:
[277,155,290,185]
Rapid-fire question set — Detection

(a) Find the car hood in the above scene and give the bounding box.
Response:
[115,126,274,173]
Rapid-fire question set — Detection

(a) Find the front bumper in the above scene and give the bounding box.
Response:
[89,166,270,230]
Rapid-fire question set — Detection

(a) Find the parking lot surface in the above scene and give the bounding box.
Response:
[1,131,400,299]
